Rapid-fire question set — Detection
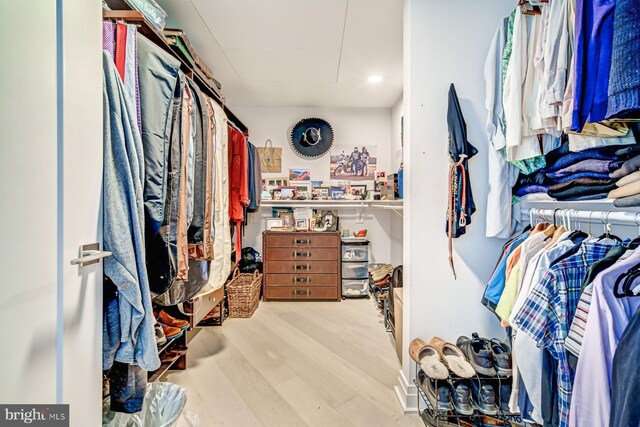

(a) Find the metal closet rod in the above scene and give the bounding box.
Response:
[522,208,640,227]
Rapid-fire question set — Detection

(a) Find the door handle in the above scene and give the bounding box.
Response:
[294,277,311,283]
[294,239,311,245]
[70,243,112,267]
[293,251,311,257]
[292,289,310,296]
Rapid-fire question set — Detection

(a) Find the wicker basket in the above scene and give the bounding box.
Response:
[226,268,262,318]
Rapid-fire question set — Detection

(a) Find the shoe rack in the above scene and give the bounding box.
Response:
[413,362,523,427]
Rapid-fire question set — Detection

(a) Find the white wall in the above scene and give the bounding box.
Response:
[0,1,103,425]
[397,0,515,411]
[234,106,398,264]
[390,96,404,266]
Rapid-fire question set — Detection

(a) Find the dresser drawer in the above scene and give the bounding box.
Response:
[265,273,338,287]
[264,233,339,248]
[266,248,338,261]
[264,260,338,274]
[264,286,338,301]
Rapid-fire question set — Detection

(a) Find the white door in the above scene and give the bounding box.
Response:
[0,1,103,425]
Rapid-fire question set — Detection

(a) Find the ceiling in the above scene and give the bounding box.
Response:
[155,0,403,108]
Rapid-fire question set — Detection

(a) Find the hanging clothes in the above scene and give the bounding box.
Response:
[446,84,477,278]
[228,124,249,263]
[102,50,160,372]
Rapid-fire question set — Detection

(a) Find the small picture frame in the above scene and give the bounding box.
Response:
[295,219,309,231]
[312,187,330,200]
[350,185,367,200]
[266,217,284,231]
[321,210,339,232]
[279,186,296,200]
[267,177,290,187]
[279,212,295,228]
[330,186,346,200]
[293,182,312,200]
[272,207,293,218]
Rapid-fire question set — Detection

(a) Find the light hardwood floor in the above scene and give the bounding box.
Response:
[169,299,422,427]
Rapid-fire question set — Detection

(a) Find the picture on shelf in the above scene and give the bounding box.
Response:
[289,168,311,181]
[279,187,296,200]
[374,170,387,192]
[265,218,284,231]
[311,181,323,188]
[330,145,377,181]
[330,186,346,200]
[266,177,289,187]
[350,185,367,200]
[295,219,308,231]
[279,212,295,228]
[272,207,293,218]
[293,182,312,200]
[312,187,330,200]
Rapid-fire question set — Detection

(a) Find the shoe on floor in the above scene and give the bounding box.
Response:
[158,310,189,331]
[456,333,497,376]
[470,380,498,416]
[430,337,476,378]
[490,339,512,377]
[417,370,453,412]
[160,323,184,341]
[155,323,167,346]
[447,380,474,416]
[202,305,221,322]
[409,339,449,380]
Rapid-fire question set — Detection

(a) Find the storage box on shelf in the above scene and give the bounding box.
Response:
[341,238,370,299]
[262,231,341,301]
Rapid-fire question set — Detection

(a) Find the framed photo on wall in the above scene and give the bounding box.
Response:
[267,177,290,187]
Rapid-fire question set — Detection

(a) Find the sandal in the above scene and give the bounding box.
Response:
[408,338,449,379]
[430,337,475,378]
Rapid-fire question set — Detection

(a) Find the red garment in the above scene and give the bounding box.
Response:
[228,125,249,222]
[114,23,127,81]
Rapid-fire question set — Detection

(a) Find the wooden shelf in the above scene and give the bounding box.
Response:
[102,2,249,134]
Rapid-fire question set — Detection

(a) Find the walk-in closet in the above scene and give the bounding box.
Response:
[3,0,640,426]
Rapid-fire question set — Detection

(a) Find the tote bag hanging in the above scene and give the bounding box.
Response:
[257,139,282,173]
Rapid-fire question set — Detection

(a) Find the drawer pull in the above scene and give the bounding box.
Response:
[292,289,311,296]
[293,251,311,257]
[294,277,311,283]
[293,264,311,271]
[294,239,311,245]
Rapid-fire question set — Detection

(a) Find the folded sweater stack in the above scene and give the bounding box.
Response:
[513,142,640,202]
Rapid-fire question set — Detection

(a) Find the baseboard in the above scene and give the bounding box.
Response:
[394,368,418,414]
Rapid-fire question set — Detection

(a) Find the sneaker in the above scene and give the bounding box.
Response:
[418,370,453,412]
[160,323,184,341]
[490,339,512,377]
[155,323,167,346]
[499,383,511,412]
[470,380,498,415]
[158,310,189,331]
[456,333,497,376]
[447,380,474,416]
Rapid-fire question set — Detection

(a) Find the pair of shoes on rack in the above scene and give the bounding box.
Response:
[154,311,190,346]
[456,333,511,377]
[409,337,476,379]
[417,370,502,416]
[421,410,510,427]
[369,264,394,281]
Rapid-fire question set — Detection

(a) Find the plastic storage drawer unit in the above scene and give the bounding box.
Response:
[342,244,369,262]
[342,279,369,297]
[342,262,369,279]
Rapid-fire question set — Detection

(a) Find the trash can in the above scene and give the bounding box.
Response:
[103,382,190,427]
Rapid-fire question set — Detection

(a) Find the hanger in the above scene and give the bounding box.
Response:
[596,212,622,242]
[519,0,542,15]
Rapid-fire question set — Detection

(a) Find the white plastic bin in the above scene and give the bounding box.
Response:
[341,244,369,262]
[342,262,369,279]
[342,279,369,297]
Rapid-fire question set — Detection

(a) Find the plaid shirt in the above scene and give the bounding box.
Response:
[512,241,618,427]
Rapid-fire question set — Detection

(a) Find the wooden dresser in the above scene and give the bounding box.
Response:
[262,231,341,301]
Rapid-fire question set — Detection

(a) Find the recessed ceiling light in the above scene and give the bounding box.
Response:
[367,75,383,83]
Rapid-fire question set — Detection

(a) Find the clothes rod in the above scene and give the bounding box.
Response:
[521,208,640,227]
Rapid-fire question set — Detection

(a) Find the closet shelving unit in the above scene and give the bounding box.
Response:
[413,364,522,427]
[103,2,248,383]
[103,0,249,134]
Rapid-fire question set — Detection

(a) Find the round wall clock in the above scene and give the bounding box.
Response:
[289,117,334,159]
